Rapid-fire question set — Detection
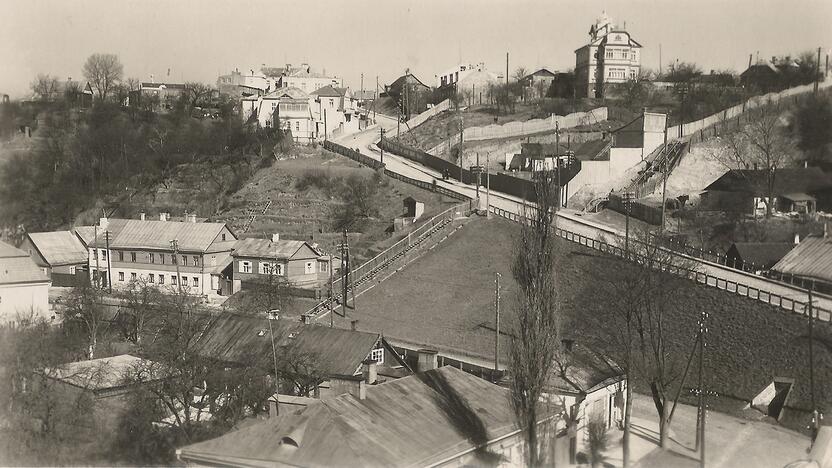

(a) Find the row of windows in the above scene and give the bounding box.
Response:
[238,260,327,275]
[93,249,200,267]
[604,48,637,61]
[117,271,199,287]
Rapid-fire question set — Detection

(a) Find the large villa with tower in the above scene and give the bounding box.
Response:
[574,11,643,98]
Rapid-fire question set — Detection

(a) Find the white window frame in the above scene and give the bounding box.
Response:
[370,347,384,364]
[240,261,252,273]
[304,261,316,274]
[193,276,199,287]
[118,272,125,282]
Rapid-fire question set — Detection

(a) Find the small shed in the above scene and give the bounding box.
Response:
[402,197,425,220]
[725,242,796,271]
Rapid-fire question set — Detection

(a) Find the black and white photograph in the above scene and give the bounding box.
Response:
[1,0,831,466]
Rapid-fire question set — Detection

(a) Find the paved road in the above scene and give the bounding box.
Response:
[333,119,832,319]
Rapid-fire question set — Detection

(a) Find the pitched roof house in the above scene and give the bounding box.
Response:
[232,237,331,289]
[725,242,796,271]
[19,230,90,286]
[772,234,832,287]
[0,239,50,324]
[177,366,552,467]
[701,168,832,214]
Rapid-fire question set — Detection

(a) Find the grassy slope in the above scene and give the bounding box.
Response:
[329,216,831,433]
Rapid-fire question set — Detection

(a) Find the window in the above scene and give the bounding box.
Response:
[370,346,384,364]
[149,273,155,283]
[181,255,187,266]
[131,272,137,281]
[69,266,76,274]
[101,249,107,260]
[172,255,177,265]
[131,252,136,262]
[304,261,315,274]
[629,69,636,80]
[161,254,166,264]
[118,251,124,261]
[193,277,199,287]
[172,275,178,285]
[192,257,198,267]
[159,275,165,285]
[182,277,188,286]
[319,260,328,272]
[606,50,614,59]
[295,121,300,131]
[240,261,252,273]
[118,272,125,282]
[150,253,155,263]
[92,249,98,260]
[221,233,227,241]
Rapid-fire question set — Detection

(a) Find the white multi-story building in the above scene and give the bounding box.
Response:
[574,11,642,98]
[0,240,50,325]
[87,216,236,296]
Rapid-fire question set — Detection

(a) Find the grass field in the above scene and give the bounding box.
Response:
[326,216,832,434]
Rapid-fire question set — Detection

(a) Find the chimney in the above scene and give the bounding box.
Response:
[187,213,197,223]
[825,223,828,238]
[272,233,280,242]
[351,320,359,331]
[794,233,800,244]
[358,379,366,400]
[417,348,438,372]
[139,212,146,221]
[159,213,167,221]
[99,217,109,230]
[269,396,278,417]
[362,359,378,385]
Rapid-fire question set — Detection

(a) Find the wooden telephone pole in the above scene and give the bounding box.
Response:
[494,272,501,372]
[170,239,181,294]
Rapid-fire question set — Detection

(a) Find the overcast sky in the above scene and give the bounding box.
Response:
[2,0,831,98]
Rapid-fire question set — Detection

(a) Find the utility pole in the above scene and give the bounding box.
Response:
[697,310,708,468]
[486,152,491,218]
[329,253,334,328]
[380,127,385,165]
[340,229,350,317]
[555,122,561,211]
[494,272,501,372]
[623,191,634,258]
[659,114,670,236]
[457,88,464,182]
[815,47,822,94]
[170,239,181,294]
[104,230,112,294]
[505,52,509,86]
[809,283,816,412]
[475,152,480,198]
[94,225,101,289]
[374,75,378,121]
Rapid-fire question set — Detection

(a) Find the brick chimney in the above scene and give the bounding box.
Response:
[417,348,438,372]
[139,212,146,221]
[358,380,366,400]
[362,359,378,385]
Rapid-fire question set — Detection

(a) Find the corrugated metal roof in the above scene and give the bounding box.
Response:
[27,231,88,266]
[178,366,525,467]
[88,219,231,252]
[0,240,49,285]
[196,314,381,377]
[772,236,832,283]
[233,238,319,260]
[72,226,96,247]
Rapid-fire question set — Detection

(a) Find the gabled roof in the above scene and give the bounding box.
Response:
[524,68,557,79]
[233,238,320,260]
[263,87,309,100]
[703,168,832,196]
[772,236,832,284]
[195,314,383,377]
[311,85,342,98]
[727,242,795,269]
[26,231,88,266]
[547,343,626,395]
[88,219,232,252]
[72,226,96,248]
[388,73,430,94]
[0,240,49,285]
[352,90,376,100]
[178,366,529,467]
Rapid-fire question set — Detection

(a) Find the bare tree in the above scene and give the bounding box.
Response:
[719,102,795,218]
[83,53,124,101]
[183,82,213,108]
[514,67,529,83]
[509,170,562,467]
[30,74,60,101]
[599,228,693,451]
[63,285,108,359]
[115,278,165,344]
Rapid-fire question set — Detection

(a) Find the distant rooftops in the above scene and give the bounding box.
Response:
[0,239,49,285]
[26,230,88,266]
[88,218,234,252]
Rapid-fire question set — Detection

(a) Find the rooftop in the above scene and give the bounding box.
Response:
[0,239,49,285]
[728,242,796,269]
[196,313,387,377]
[26,230,88,266]
[232,238,320,260]
[311,85,343,98]
[44,354,162,391]
[703,168,832,195]
[772,235,832,284]
[88,219,233,252]
[178,366,527,467]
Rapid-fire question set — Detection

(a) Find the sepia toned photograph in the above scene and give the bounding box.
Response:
[1,0,831,466]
